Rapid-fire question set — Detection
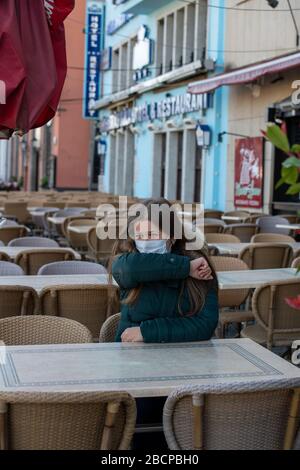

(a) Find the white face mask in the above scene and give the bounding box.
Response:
[135,239,170,254]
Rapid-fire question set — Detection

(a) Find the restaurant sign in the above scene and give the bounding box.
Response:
[99,93,211,132]
[234,137,264,209]
[83,0,104,119]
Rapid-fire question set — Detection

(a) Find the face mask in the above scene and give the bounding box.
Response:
[135,239,170,254]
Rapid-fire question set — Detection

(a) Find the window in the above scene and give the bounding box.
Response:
[156,0,207,76]
[111,36,137,93]
[112,49,119,93]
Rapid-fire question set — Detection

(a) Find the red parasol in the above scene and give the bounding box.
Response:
[0,0,75,139]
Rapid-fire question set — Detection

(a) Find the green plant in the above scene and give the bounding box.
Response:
[18,176,24,189]
[263,124,300,196]
[40,176,49,189]
[263,124,300,305]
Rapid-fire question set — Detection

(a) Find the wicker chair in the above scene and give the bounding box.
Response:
[291,257,300,269]
[205,233,241,244]
[0,226,29,245]
[38,260,107,276]
[61,215,91,238]
[0,316,93,345]
[244,213,269,223]
[204,210,224,219]
[241,278,300,350]
[257,216,291,235]
[0,391,136,450]
[277,214,299,224]
[224,224,258,243]
[66,219,97,252]
[8,237,59,248]
[204,224,225,235]
[99,313,121,342]
[239,243,293,270]
[87,227,116,265]
[223,210,249,224]
[0,261,24,276]
[163,383,300,450]
[0,286,39,318]
[40,284,120,339]
[251,233,295,244]
[0,252,11,262]
[15,249,76,275]
[210,256,253,338]
[3,202,30,224]
[66,203,90,209]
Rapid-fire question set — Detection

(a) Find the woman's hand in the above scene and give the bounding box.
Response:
[190,257,213,281]
[121,327,144,343]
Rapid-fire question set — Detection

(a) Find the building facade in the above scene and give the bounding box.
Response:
[6,0,92,192]
[224,0,300,214]
[96,0,228,208]
[189,0,300,214]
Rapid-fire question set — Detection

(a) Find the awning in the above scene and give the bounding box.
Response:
[188,51,300,94]
[0,0,74,139]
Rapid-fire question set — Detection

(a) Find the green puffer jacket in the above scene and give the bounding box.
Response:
[112,252,219,343]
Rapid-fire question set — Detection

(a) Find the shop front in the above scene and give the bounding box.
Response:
[189,51,300,214]
[97,85,226,205]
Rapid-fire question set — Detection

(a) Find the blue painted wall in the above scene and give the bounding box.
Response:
[100,0,228,210]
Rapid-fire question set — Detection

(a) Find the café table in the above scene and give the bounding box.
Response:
[209,242,300,256]
[67,224,97,235]
[47,216,66,226]
[0,274,112,294]
[217,268,298,290]
[0,247,81,261]
[29,208,60,217]
[276,224,300,231]
[1,339,299,397]
[222,216,247,222]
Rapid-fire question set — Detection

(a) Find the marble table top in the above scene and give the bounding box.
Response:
[30,209,60,217]
[47,217,66,225]
[222,216,247,222]
[276,224,300,230]
[0,247,80,261]
[67,225,96,234]
[0,274,112,294]
[1,339,299,397]
[209,242,300,256]
[217,268,298,290]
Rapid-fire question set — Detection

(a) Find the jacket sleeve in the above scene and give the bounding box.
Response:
[112,252,190,289]
[140,288,219,343]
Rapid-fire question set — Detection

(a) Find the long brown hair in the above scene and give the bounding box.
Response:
[108,198,218,316]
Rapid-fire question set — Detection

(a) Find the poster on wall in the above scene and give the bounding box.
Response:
[234,137,264,209]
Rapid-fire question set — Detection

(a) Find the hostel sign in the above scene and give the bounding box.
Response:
[99,93,211,131]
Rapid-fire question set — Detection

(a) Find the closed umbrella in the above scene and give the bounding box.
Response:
[0,0,74,139]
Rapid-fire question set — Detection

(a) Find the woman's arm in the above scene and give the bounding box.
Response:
[140,288,219,343]
[112,252,190,289]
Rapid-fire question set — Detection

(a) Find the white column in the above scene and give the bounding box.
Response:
[165,131,178,200]
[152,133,163,197]
[115,132,125,194]
[108,135,116,194]
[123,130,135,196]
[182,129,196,203]
[194,0,207,61]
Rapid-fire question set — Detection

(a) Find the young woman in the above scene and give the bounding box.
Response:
[109,198,219,344]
